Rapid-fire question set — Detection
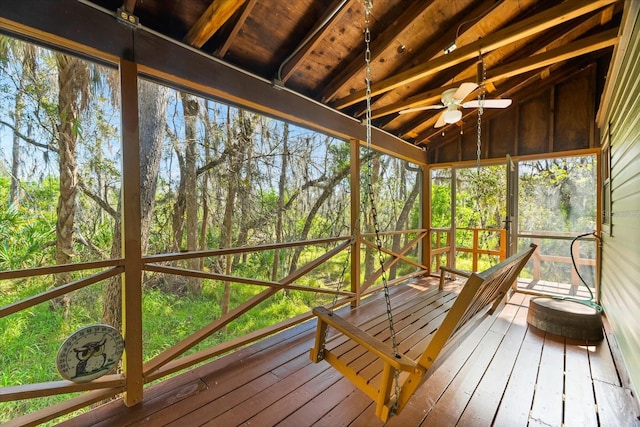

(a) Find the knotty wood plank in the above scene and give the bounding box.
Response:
[564,338,598,426]
[493,327,544,425]
[457,295,531,425]
[528,333,565,426]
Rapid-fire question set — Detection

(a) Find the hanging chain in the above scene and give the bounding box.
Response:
[364,0,402,413]
[476,53,486,175]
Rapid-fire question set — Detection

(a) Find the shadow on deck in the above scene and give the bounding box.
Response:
[61,277,640,426]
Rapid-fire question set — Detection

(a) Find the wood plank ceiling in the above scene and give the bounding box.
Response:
[88,0,623,149]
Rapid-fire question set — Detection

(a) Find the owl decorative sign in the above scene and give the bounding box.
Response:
[56,324,124,383]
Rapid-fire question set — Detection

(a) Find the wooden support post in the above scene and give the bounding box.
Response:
[472,228,479,271]
[309,318,328,363]
[120,58,144,406]
[421,165,431,274]
[350,139,361,307]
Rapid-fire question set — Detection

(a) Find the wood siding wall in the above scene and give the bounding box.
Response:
[430,64,602,164]
[600,6,640,402]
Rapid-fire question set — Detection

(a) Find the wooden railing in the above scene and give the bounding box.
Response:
[430,227,507,273]
[0,230,429,425]
[430,229,597,293]
[521,234,597,288]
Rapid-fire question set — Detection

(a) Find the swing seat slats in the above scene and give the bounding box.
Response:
[310,243,537,422]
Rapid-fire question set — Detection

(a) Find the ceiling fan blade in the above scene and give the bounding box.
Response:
[463,98,512,109]
[399,104,445,114]
[453,82,478,101]
[434,111,447,128]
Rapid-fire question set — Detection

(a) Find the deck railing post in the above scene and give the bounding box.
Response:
[120,57,144,406]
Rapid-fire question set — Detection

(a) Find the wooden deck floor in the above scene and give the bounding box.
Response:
[62,278,640,426]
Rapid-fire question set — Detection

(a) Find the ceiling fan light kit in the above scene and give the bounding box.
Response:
[443,108,462,124]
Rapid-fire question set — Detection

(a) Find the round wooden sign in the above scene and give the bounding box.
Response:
[56,324,124,383]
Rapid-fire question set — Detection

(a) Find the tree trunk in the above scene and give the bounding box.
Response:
[102,80,169,330]
[363,155,380,280]
[182,92,201,294]
[52,53,85,313]
[272,122,289,283]
[389,176,419,280]
[220,107,236,315]
[10,87,23,206]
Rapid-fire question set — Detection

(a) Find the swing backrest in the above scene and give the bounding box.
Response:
[309,243,537,422]
[416,243,537,370]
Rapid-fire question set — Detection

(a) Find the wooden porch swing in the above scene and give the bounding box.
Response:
[309,243,536,421]
[309,2,537,421]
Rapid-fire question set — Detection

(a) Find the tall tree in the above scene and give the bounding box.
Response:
[272,122,289,282]
[52,53,90,313]
[389,174,419,280]
[103,79,169,330]
[182,92,201,294]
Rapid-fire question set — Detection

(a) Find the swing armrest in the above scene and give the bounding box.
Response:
[439,266,472,289]
[312,307,418,373]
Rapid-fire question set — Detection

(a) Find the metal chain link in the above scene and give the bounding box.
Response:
[476,53,485,175]
[364,0,402,413]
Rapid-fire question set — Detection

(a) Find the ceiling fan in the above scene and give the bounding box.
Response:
[399,82,512,128]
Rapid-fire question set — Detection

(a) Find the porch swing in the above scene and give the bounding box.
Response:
[308,2,537,421]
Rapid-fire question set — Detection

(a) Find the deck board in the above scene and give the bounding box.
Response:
[529,333,565,426]
[457,294,531,426]
[59,277,640,427]
[564,339,598,427]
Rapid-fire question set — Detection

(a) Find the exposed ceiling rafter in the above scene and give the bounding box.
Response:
[320,0,439,103]
[214,0,257,58]
[332,0,620,110]
[373,27,618,121]
[277,0,354,84]
[365,0,537,116]
[184,0,248,48]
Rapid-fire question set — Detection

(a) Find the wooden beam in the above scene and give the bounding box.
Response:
[134,31,427,164]
[485,28,618,82]
[120,58,144,407]
[0,375,125,401]
[375,28,619,121]
[393,10,619,139]
[321,0,438,102]
[362,0,505,114]
[214,0,257,58]
[122,0,137,14]
[332,0,620,110]
[278,0,354,83]
[421,58,602,146]
[0,1,426,165]
[0,0,130,64]
[184,0,248,48]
